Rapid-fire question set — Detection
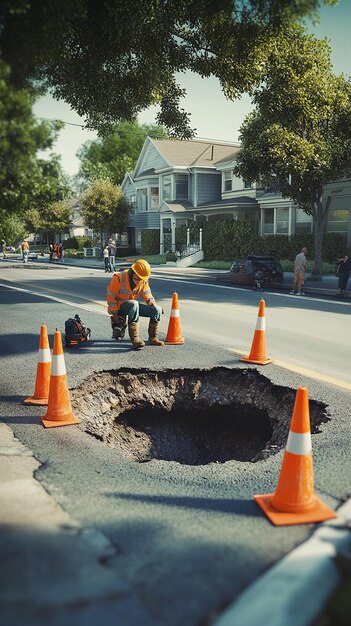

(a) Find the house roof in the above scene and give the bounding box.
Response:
[121,172,136,189]
[136,167,157,177]
[71,216,85,227]
[198,196,258,208]
[160,197,257,214]
[150,138,241,168]
[214,151,241,165]
[160,201,189,213]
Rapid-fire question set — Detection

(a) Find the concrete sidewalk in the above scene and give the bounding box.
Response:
[1,253,349,299]
[0,423,140,626]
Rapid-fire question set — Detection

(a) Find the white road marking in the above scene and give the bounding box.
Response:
[1,280,350,391]
[0,282,108,316]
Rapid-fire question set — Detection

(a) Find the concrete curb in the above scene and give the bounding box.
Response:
[213,498,351,626]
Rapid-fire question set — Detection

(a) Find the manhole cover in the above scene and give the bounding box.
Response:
[71,367,329,464]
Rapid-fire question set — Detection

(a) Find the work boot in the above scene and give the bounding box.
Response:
[148,321,164,346]
[128,322,145,350]
[111,315,126,340]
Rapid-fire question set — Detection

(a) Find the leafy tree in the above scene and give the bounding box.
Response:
[24,200,72,240]
[29,156,71,212]
[0,214,26,244]
[233,26,351,280]
[0,0,337,137]
[0,61,69,229]
[80,179,131,237]
[76,121,168,190]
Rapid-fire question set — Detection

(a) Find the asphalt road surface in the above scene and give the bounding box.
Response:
[2,262,351,387]
[1,264,350,626]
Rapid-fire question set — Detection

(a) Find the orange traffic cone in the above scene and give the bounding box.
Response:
[165,292,184,345]
[254,386,336,525]
[240,299,272,365]
[41,329,80,428]
[24,324,51,405]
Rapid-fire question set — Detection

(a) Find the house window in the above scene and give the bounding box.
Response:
[244,180,252,189]
[327,209,349,235]
[175,174,188,200]
[266,176,279,192]
[263,208,274,235]
[117,232,129,246]
[295,208,312,234]
[135,229,142,249]
[137,188,148,212]
[224,171,232,191]
[276,208,289,234]
[130,194,136,210]
[163,176,172,201]
[150,187,159,209]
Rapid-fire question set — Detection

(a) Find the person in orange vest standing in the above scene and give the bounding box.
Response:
[21,239,29,263]
[53,242,60,262]
[106,259,164,349]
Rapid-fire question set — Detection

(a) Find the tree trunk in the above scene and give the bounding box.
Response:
[309,194,330,282]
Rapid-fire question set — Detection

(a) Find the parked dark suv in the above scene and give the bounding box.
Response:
[229,255,284,291]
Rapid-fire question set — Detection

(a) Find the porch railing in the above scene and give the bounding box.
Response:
[178,242,201,259]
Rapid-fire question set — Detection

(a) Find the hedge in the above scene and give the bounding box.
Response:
[141,229,160,255]
[62,236,93,250]
[141,220,345,262]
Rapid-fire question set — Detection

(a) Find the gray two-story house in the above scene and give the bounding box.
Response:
[122,137,351,253]
[122,137,260,253]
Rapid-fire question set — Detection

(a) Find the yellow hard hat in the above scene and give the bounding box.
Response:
[131,259,151,280]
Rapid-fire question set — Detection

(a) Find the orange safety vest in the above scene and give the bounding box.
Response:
[106,270,154,314]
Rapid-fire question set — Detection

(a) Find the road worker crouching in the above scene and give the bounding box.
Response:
[106,259,164,350]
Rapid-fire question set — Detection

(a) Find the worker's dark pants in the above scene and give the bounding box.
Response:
[118,301,162,324]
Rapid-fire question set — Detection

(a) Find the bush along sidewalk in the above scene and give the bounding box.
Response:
[194,259,337,274]
[140,221,345,266]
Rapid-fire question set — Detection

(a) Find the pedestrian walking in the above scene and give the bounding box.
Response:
[108,238,116,272]
[49,243,54,262]
[290,246,308,295]
[103,244,111,272]
[53,242,59,262]
[336,253,351,296]
[58,243,64,263]
[21,240,29,263]
[1,239,6,259]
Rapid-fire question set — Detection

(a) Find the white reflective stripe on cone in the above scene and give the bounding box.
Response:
[256,317,265,331]
[286,430,312,455]
[38,347,51,363]
[171,310,180,317]
[51,354,67,376]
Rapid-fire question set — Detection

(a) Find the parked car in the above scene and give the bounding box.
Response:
[5,244,16,252]
[229,256,284,291]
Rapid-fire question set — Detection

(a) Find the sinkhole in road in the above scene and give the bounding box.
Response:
[71,367,329,465]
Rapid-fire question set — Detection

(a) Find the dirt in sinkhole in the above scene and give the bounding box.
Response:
[70,367,330,465]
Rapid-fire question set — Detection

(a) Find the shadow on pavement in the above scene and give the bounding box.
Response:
[107,492,263,517]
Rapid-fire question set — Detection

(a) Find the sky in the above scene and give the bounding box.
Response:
[32,0,351,178]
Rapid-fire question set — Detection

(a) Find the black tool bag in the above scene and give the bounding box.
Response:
[64,314,91,346]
